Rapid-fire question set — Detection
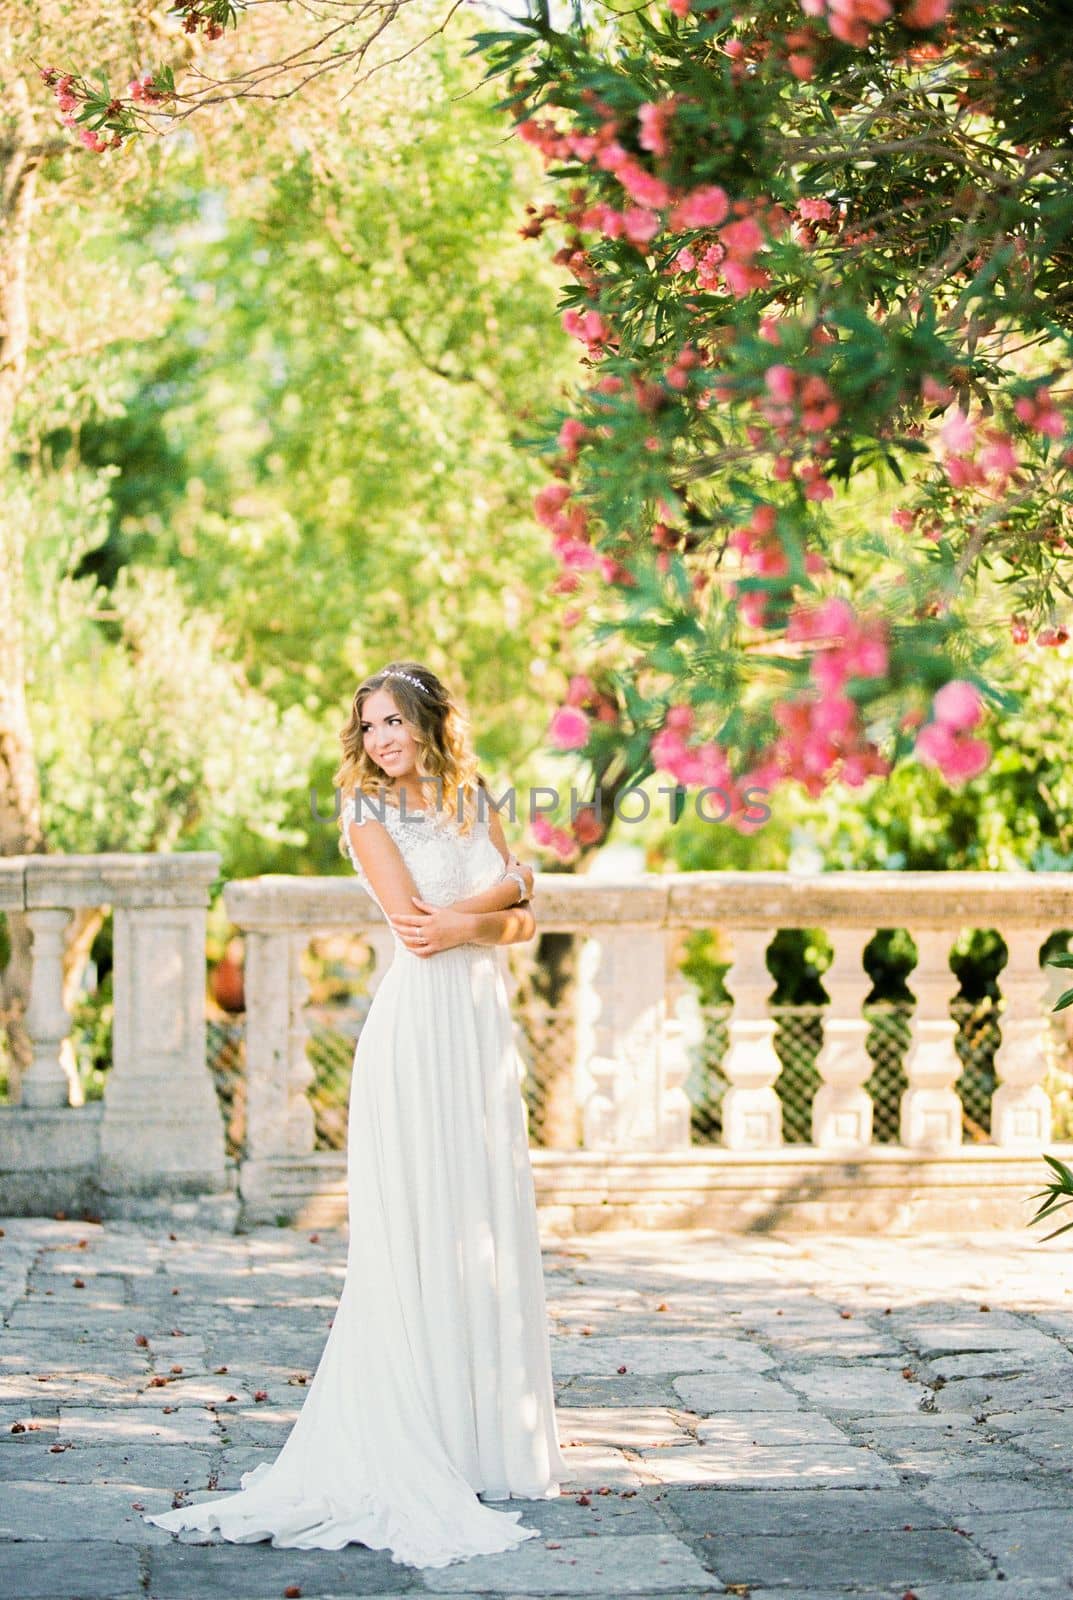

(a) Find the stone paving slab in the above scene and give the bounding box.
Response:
[672,1372,805,1411]
[146,1540,417,1596]
[0,1437,216,1486]
[782,1365,932,1412]
[3,1219,1073,1598]
[662,1484,947,1535]
[633,1439,902,1488]
[694,1410,851,1445]
[429,1531,716,1593]
[0,1541,143,1600]
[693,1527,994,1589]
[956,1509,1073,1580]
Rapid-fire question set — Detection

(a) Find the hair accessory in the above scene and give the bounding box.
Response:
[387,670,427,694]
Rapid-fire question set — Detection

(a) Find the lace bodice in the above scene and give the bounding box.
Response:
[340,792,507,930]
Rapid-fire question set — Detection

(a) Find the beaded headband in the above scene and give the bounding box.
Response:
[386,670,427,694]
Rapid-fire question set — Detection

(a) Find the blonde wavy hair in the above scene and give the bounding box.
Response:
[332,661,485,856]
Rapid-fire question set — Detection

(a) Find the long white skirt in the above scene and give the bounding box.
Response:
[144,941,567,1568]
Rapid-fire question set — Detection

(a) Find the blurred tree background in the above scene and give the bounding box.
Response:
[5,0,1073,1124]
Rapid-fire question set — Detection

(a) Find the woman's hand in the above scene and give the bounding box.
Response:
[506,852,535,900]
[390,897,472,957]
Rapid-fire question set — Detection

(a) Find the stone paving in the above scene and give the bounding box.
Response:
[1,1215,1072,1600]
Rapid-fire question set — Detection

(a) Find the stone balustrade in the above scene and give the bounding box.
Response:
[0,853,225,1215]
[3,858,1073,1228]
[223,868,1073,1228]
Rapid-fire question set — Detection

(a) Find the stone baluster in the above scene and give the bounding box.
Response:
[661,940,702,1150]
[20,909,74,1108]
[991,929,1052,1147]
[900,928,963,1152]
[244,929,315,1170]
[721,929,782,1150]
[97,854,226,1194]
[577,927,668,1151]
[812,927,874,1149]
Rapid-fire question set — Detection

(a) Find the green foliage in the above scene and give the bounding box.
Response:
[470,0,1073,833]
[17,19,580,876]
[1029,1152,1073,1242]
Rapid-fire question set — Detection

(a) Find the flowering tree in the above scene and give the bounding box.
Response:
[34,1,1073,866]
[467,0,1073,852]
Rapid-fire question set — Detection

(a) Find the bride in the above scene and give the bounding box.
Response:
[143,660,568,1567]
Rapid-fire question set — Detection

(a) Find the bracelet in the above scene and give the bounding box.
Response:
[502,868,528,905]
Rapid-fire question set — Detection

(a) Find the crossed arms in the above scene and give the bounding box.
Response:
[347,804,536,959]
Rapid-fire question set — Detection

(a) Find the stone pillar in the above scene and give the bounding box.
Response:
[992,929,1052,1147]
[20,908,74,1108]
[661,943,702,1150]
[900,928,963,1152]
[812,927,874,1149]
[98,854,226,1194]
[721,929,783,1150]
[577,927,667,1151]
[243,929,315,1165]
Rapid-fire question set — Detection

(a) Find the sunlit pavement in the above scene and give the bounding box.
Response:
[2,1216,1071,1599]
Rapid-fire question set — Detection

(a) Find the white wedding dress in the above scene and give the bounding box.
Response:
[144,793,567,1567]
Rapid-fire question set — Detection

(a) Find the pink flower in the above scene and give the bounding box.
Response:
[723,260,770,297]
[799,461,834,500]
[554,535,600,571]
[979,432,1018,481]
[567,132,601,162]
[638,99,677,158]
[811,696,856,739]
[668,0,690,17]
[944,455,978,489]
[548,705,591,750]
[596,141,630,173]
[696,741,731,789]
[721,217,764,260]
[665,703,695,733]
[813,596,857,638]
[901,0,951,25]
[797,198,834,222]
[765,365,797,405]
[669,185,730,231]
[932,679,983,731]
[843,633,888,679]
[534,481,570,527]
[940,408,975,454]
[581,203,625,239]
[1014,387,1066,440]
[565,674,595,707]
[562,308,610,348]
[557,417,590,461]
[651,729,710,785]
[622,207,661,247]
[915,722,990,784]
[616,161,671,210]
[531,816,578,859]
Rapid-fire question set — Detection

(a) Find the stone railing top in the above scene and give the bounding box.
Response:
[224,868,1073,934]
[0,853,221,910]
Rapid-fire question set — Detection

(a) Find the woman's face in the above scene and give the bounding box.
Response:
[359,688,420,781]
